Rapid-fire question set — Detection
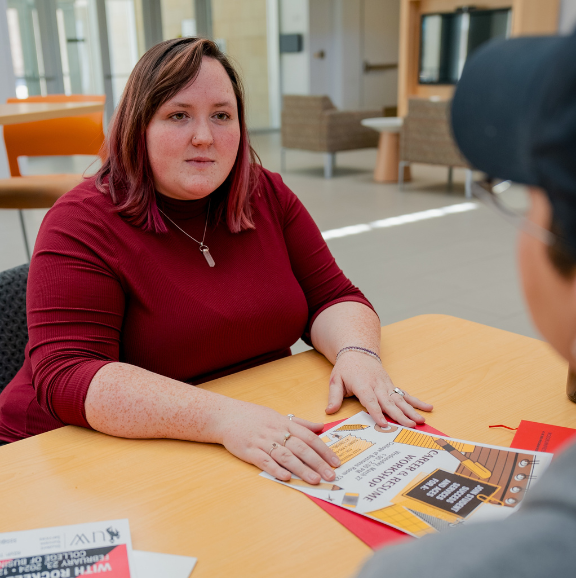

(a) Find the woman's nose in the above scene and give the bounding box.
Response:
[191,120,214,146]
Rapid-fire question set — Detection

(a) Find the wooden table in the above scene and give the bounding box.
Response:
[1,315,573,578]
[361,117,411,184]
[0,102,104,126]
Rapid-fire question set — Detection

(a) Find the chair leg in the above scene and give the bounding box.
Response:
[398,161,409,190]
[280,148,286,173]
[324,152,335,179]
[19,210,31,262]
[465,169,473,199]
[447,166,454,192]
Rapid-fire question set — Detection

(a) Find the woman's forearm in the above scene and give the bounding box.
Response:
[84,362,235,442]
[85,361,342,485]
[310,301,381,363]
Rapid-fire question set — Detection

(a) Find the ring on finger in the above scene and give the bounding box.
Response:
[282,432,291,446]
[287,414,295,421]
[269,442,280,456]
[390,387,406,397]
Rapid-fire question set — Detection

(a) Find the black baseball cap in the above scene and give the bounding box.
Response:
[451,30,576,259]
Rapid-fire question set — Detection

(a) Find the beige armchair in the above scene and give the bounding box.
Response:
[399,98,473,197]
[281,95,382,178]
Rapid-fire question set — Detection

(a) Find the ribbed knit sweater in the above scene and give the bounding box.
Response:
[0,169,373,442]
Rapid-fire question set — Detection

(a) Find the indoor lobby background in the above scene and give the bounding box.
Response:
[1,0,576,353]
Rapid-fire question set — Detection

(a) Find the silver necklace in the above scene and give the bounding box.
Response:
[158,199,215,267]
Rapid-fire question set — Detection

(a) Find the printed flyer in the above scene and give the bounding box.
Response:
[261,411,553,538]
[0,520,133,578]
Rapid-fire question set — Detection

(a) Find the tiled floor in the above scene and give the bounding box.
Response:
[0,132,540,357]
[253,133,539,349]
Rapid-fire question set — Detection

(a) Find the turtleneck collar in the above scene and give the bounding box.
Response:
[156,191,211,220]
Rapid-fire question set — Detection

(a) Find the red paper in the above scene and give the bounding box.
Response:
[307,419,446,550]
[78,544,131,577]
[510,420,576,454]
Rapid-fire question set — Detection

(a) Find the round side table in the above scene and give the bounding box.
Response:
[361,117,411,183]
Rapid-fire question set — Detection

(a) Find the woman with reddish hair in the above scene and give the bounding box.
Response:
[0,38,431,482]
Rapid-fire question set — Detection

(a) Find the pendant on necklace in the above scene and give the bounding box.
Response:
[199,244,215,267]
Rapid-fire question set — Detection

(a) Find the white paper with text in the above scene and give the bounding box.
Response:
[261,412,552,538]
[0,519,133,577]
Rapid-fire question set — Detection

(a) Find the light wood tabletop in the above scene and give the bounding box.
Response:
[0,102,105,126]
[0,314,574,578]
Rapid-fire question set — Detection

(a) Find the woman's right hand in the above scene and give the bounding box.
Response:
[218,400,341,484]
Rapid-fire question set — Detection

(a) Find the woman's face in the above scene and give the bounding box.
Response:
[518,188,576,366]
[146,56,241,201]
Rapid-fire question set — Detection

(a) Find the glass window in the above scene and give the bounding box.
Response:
[55,0,104,96]
[106,0,139,105]
[7,0,45,97]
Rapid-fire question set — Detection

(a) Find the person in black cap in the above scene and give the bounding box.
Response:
[354,30,576,578]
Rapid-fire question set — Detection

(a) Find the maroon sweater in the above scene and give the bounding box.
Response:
[0,169,373,442]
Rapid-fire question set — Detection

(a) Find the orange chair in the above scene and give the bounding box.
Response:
[0,94,105,260]
[4,94,105,176]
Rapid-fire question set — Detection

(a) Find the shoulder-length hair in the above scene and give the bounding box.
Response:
[95,37,260,234]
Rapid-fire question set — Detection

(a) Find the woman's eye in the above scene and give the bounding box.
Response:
[214,112,230,121]
[171,113,187,121]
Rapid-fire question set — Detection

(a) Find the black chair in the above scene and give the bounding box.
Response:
[0,263,29,395]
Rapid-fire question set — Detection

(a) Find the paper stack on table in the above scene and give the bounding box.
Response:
[0,519,196,578]
[134,550,197,578]
[262,411,553,538]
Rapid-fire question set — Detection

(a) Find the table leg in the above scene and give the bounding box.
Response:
[373,132,410,183]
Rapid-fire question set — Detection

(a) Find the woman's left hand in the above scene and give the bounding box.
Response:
[325,351,433,427]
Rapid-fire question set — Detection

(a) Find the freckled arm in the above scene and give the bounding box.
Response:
[85,362,235,442]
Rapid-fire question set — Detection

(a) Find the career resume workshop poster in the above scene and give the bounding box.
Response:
[262,412,552,538]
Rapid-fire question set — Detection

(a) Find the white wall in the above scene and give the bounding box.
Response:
[361,0,399,110]
[279,0,310,95]
[266,0,281,128]
[308,0,334,99]
[559,0,576,33]
[307,0,367,110]
[331,0,363,109]
[0,0,17,178]
[287,0,398,111]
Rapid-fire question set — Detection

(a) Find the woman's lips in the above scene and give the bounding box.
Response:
[186,158,215,168]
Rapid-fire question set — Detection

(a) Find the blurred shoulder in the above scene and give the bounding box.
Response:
[257,167,291,193]
[52,176,114,214]
[254,167,299,214]
[44,176,120,230]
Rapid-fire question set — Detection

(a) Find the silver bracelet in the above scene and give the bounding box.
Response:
[335,346,382,364]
